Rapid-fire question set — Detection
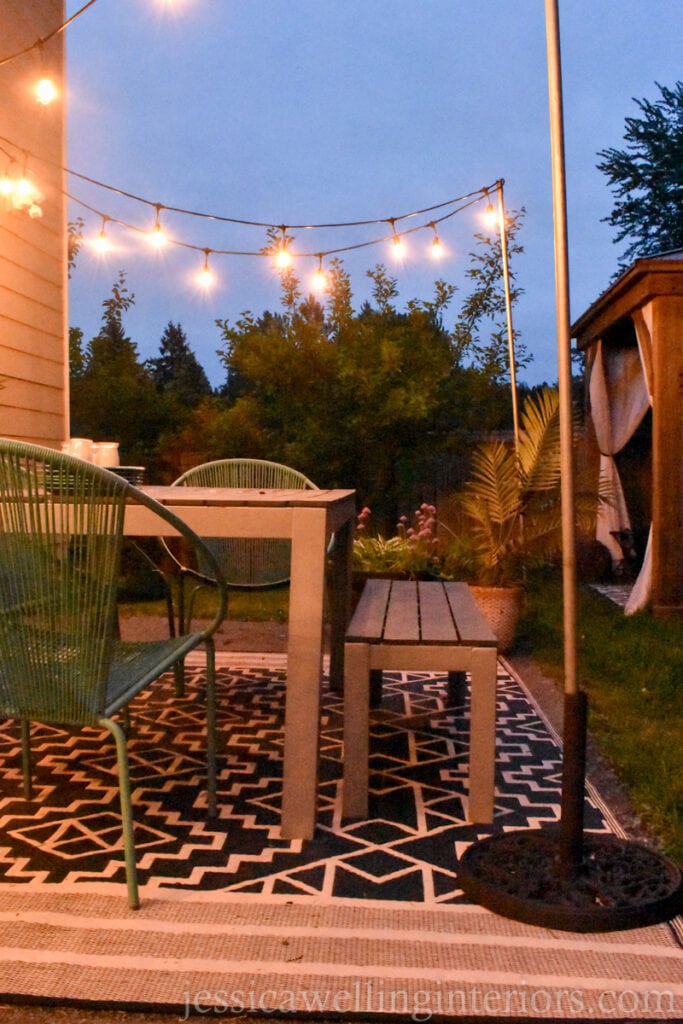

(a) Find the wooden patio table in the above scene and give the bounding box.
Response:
[124,485,357,839]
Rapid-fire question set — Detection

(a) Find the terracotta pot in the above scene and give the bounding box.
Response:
[469,584,524,653]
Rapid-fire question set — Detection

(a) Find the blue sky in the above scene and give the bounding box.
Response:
[65,0,682,388]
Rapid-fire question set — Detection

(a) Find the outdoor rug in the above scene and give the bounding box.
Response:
[0,654,681,1020]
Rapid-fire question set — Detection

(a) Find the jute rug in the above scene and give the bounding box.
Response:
[0,654,681,1019]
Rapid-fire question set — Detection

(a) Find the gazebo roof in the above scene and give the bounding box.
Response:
[571,248,683,350]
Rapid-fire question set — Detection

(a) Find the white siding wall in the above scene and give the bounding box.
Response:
[0,0,67,447]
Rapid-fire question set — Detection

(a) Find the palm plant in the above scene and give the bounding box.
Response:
[459,387,600,586]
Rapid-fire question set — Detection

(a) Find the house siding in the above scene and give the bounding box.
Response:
[0,0,68,447]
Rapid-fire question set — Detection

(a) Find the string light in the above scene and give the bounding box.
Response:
[0,162,16,196]
[274,227,292,269]
[91,215,111,254]
[311,255,327,292]
[35,77,58,105]
[148,204,167,248]
[483,193,498,229]
[195,249,215,289]
[2,133,506,290]
[389,219,406,260]
[0,154,43,216]
[429,223,444,259]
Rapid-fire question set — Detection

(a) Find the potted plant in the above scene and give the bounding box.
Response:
[445,387,600,651]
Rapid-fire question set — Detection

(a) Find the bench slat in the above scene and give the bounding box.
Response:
[444,581,497,646]
[417,580,459,642]
[383,580,419,642]
[347,577,391,640]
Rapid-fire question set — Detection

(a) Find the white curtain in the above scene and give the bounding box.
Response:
[587,319,652,614]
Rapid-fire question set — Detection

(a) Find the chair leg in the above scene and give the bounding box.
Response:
[100,718,140,910]
[204,638,217,818]
[20,720,32,800]
[172,576,188,697]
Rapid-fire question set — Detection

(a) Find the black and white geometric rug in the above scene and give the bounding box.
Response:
[0,657,613,902]
[1,655,681,1019]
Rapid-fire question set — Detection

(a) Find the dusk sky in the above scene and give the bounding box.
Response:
[65,0,682,388]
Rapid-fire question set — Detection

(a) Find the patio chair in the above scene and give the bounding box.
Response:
[0,440,227,910]
[162,458,318,640]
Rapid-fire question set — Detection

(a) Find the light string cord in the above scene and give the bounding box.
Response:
[0,0,101,68]
[1,134,505,265]
[66,187,498,261]
[0,133,497,232]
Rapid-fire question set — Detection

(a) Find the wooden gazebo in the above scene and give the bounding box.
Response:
[571,250,683,619]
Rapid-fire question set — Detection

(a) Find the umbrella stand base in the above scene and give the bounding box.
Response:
[458,828,682,932]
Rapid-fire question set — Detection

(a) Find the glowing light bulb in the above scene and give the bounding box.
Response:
[35,77,58,105]
[311,257,327,291]
[275,245,292,269]
[14,177,33,200]
[483,202,498,229]
[392,235,406,259]
[196,251,215,289]
[92,226,110,254]
[430,226,444,259]
[149,224,166,248]
[0,175,14,196]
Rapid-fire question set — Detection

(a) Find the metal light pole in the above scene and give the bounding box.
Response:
[457,0,682,930]
[495,179,520,454]
[544,0,586,872]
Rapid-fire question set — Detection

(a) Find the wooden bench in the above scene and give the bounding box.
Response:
[343,578,498,823]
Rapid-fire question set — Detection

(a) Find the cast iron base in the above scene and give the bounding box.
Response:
[458,828,682,932]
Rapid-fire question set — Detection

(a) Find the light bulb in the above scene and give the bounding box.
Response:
[149,224,166,248]
[0,175,14,196]
[275,246,292,269]
[483,202,498,229]
[392,235,406,259]
[148,206,167,248]
[14,177,34,200]
[35,77,58,105]
[311,257,327,291]
[196,251,214,288]
[92,230,110,254]
[430,232,444,259]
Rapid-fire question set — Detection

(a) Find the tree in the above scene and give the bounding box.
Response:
[216,263,493,525]
[70,272,166,467]
[451,208,531,384]
[147,321,212,406]
[597,81,683,269]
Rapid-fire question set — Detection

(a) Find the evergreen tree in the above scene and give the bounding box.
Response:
[70,272,165,466]
[597,81,683,269]
[147,321,212,406]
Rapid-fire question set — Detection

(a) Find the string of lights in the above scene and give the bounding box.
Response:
[1,131,503,291]
[0,0,100,68]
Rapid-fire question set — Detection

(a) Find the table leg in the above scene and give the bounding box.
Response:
[280,507,327,839]
[467,646,498,823]
[342,641,370,818]
[328,514,353,692]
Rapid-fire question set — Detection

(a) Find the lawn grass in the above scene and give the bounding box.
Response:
[517,569,683,864]
[120,585,289,623]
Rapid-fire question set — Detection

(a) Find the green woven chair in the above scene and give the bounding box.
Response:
[171,457,317,585]
[0,440,227,910]
[163,459,318,641]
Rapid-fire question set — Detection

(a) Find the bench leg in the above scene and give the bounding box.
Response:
[369,668,383,708]
[343,642,370,818]
[447,670,467,705]
[467,646,498,823]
